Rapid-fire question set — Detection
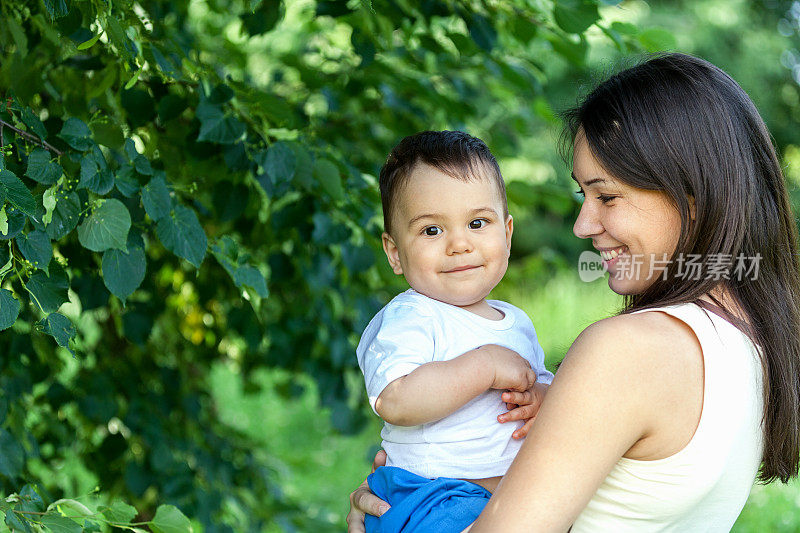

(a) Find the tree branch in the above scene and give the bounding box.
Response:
[0,118,63,156]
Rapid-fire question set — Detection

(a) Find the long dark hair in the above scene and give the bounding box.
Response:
[562,53,800,483]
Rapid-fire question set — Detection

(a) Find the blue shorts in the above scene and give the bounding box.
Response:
[364,466,492,533]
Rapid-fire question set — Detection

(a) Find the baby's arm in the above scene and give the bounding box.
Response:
[375,344,536,426]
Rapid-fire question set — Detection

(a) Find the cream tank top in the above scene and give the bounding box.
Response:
[572,303,764,532]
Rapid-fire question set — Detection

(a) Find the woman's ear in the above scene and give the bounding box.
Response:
[688,195,696,221]
[382,233,404,275]
[505,215,514,254]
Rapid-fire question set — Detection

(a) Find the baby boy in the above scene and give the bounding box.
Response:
[356,130,553,532]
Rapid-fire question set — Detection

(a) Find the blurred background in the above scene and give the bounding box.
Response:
[1,0,800,531]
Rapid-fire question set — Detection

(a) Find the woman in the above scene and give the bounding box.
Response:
[347,53,800,531]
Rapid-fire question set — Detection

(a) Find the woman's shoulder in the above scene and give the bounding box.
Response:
[570,308,703,380]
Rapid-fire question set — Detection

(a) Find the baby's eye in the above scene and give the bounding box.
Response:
[468,219,487,229]
[423,226,442,236]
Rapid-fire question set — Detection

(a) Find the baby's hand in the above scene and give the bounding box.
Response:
[484,345,537,392]
[498,382,550,439]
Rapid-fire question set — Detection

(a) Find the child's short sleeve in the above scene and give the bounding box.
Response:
[356,302,436,414]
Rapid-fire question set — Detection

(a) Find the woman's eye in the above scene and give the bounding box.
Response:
[469,219,487,229]
[423,226,441,236]
[597,194,618,204]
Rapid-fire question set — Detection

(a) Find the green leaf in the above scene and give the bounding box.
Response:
[313,158,344,201]
[39,514,83,533]
[38,313,76,355]
[156,205,207,268]
[100,500,137,525]
[58,118,93,151]
[78,199,131,252]
[91,119,125,149]
[289,142,314,190]
[553,0,600,34]
[46,191,80,241]
[196,102,245,144]
[18,485,44,512]
[0,170,37,219]
[16,230,52,274]
[149,504,192,533]
[0,428,24,479]
[48,499,94,518]
[142,175,172,221]
[4,509,31,533]
[547,33,588,66]
[77,32,102,50]
[21,108,48,139]
[42,185,57,226]
[467,14,497,51]
[102,246,146,304]
[26,148,63,185]
[0,205,25,240]
[262,141,296,182]
[0,288,21,331]
[233,265,269,298]
[78,151,114,194]
[43,0,69,19]
[115,164,141,197]
[637,27,677,52]
[25,262,69,314]
[0,205,7,235]
[211,236,239,278]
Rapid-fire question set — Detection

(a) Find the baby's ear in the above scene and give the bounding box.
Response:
[382,232,404,275]
[505,215,514,252]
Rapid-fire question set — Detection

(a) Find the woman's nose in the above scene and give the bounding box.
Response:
[573,202,603,239]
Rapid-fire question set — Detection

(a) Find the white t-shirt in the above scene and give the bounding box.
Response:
[356,289,553,479]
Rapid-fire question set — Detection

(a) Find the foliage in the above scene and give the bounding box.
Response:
[0,0,798,530]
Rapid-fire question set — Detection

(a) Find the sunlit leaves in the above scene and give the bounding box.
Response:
[99,500,137,524]
[553,0,600,34]
[149,504,193,533]
[77,199,131,252]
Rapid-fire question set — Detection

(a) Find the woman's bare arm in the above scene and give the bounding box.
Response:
[470,312,703,531]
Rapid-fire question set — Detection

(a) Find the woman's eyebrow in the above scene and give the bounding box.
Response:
[571,172,606,187]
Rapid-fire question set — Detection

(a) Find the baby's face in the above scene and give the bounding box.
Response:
[382,163,513,307]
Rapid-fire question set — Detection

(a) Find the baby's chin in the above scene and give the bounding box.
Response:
[410,286,487,308]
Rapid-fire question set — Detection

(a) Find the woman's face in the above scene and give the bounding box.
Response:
[571,133,683,295]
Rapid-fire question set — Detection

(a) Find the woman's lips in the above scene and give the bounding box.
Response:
[598,246,628,268]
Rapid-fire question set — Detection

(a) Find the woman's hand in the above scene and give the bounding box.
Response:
[499,382,550,439]
[346,449,390,532]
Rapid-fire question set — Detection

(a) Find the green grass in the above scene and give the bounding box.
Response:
[210,269,800,530]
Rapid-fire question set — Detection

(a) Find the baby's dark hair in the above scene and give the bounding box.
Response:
[378,130,508,235]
